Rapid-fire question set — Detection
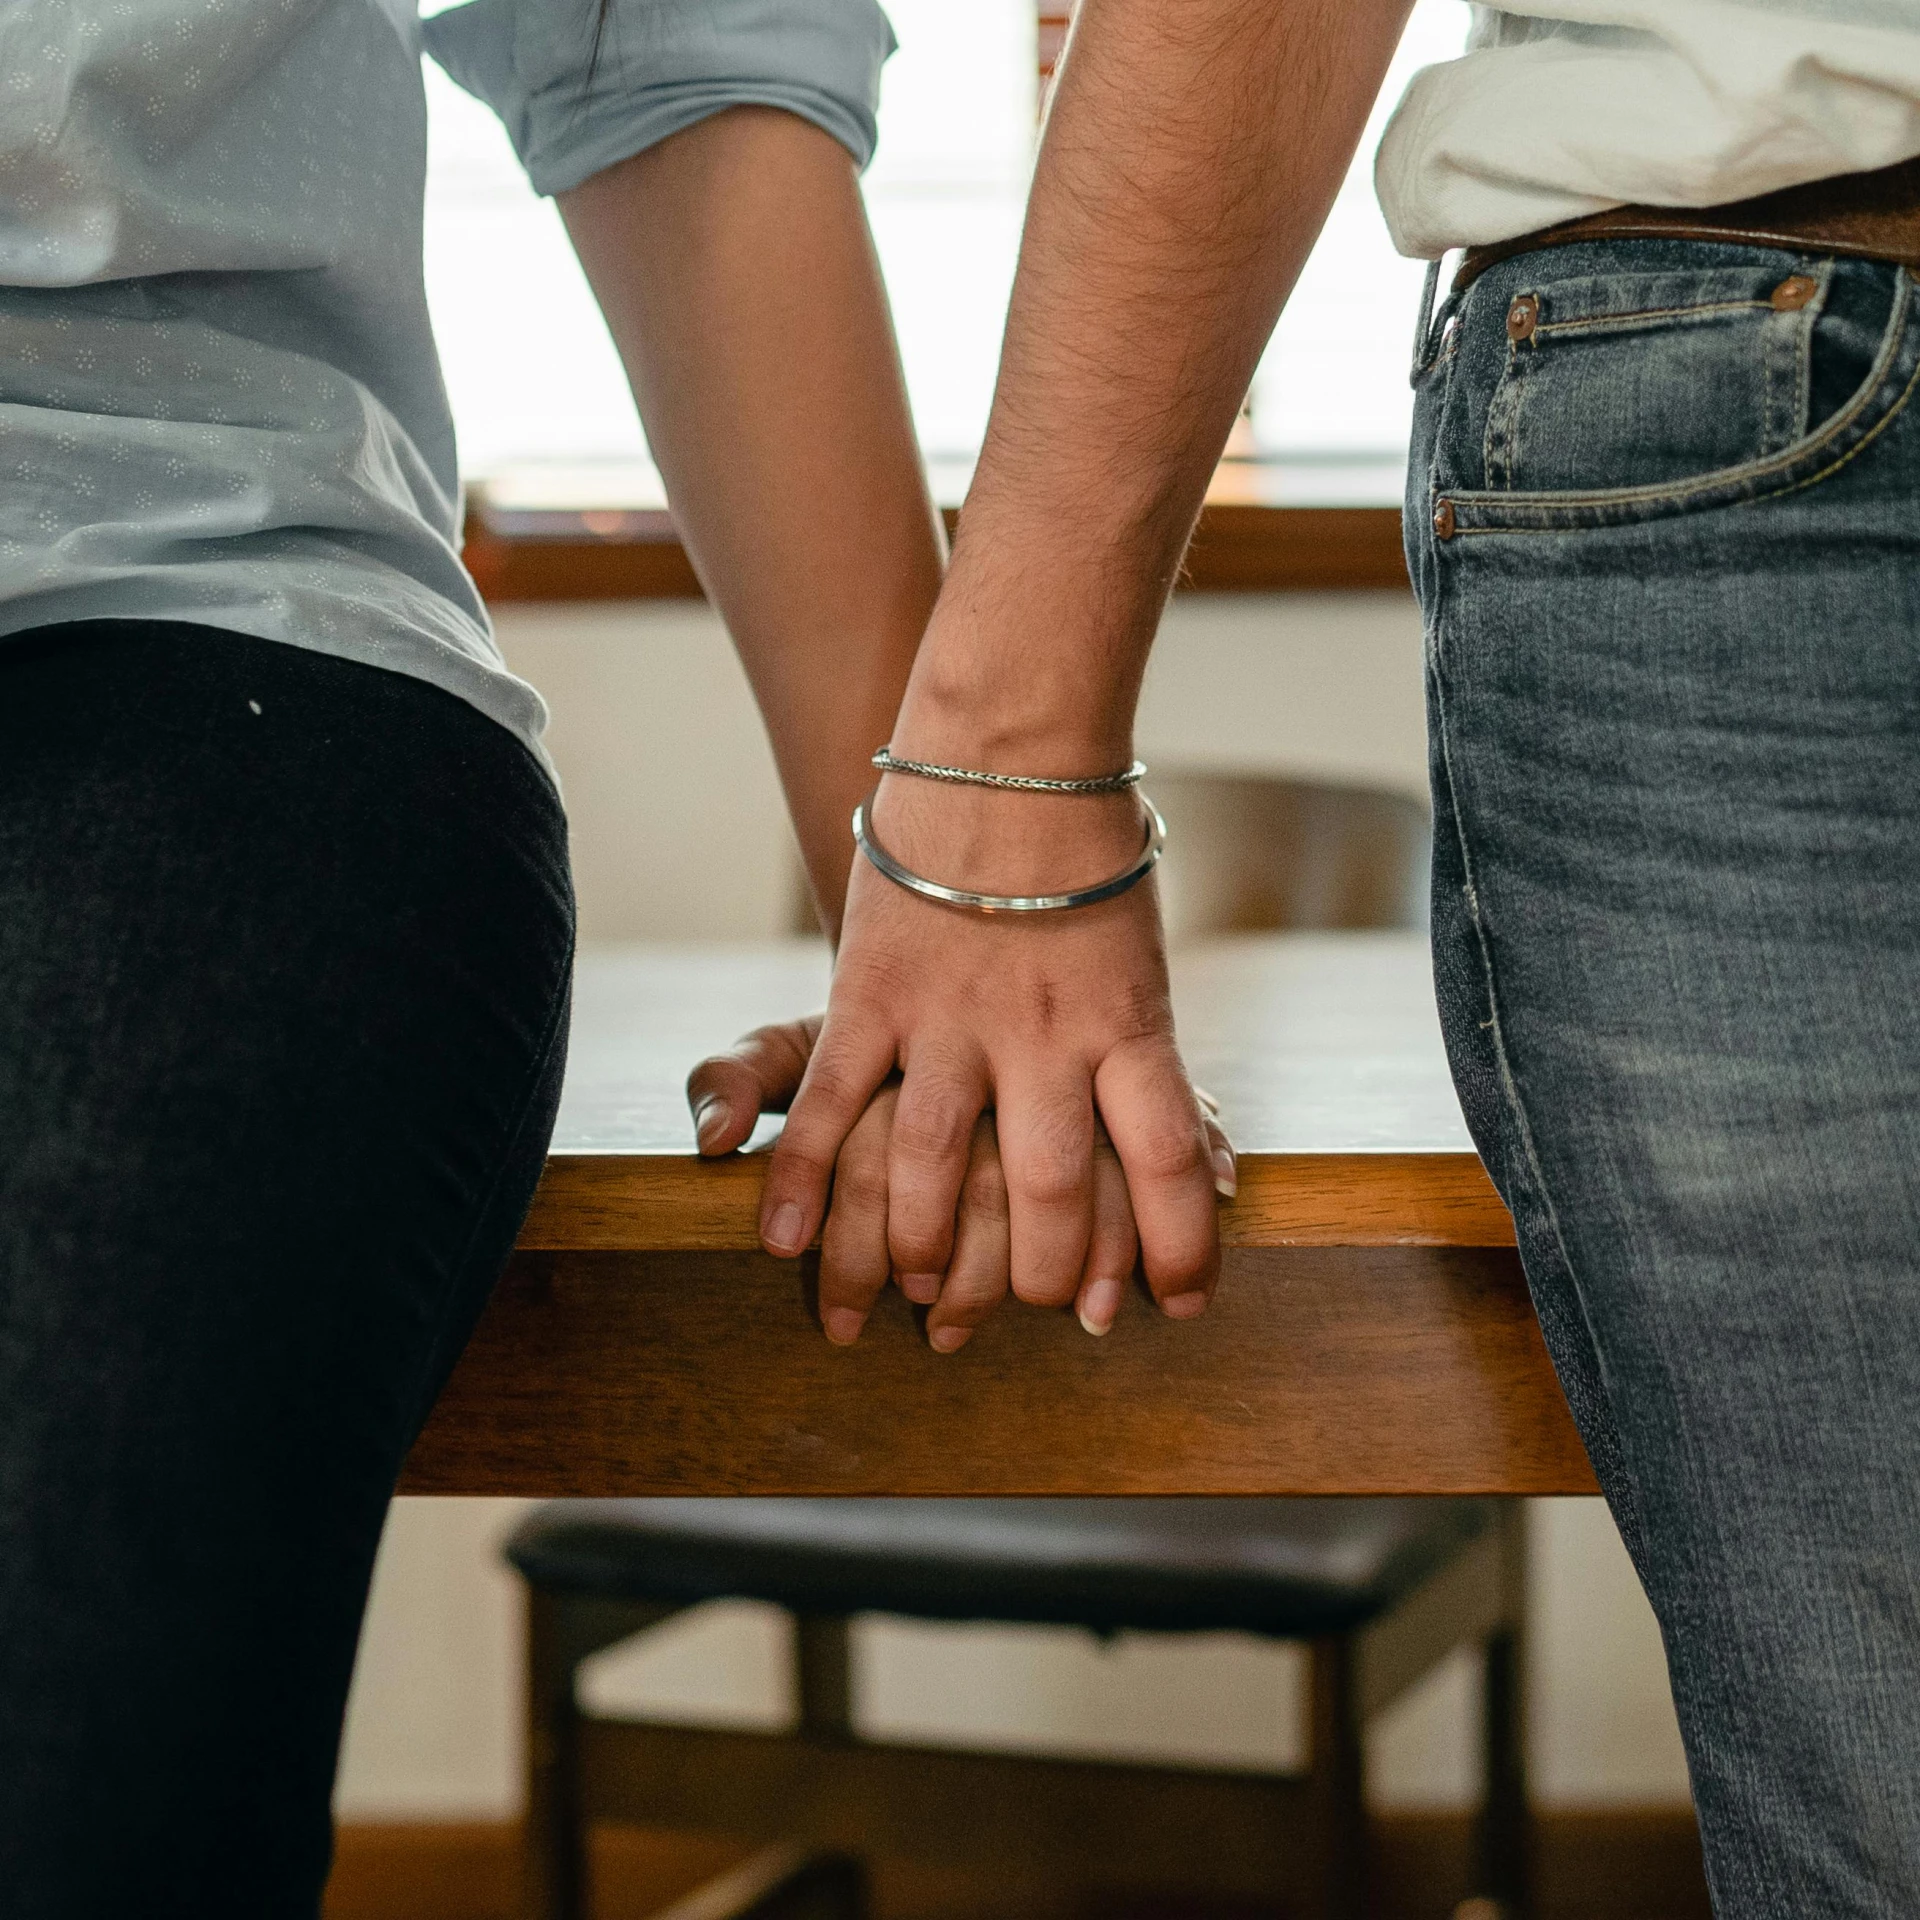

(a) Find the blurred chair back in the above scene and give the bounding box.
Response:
[793,774,1430,940]
[1149,772,1430,942]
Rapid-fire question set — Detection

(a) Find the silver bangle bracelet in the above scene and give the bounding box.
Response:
[851,791,1167,914]
[871,746,1146,795]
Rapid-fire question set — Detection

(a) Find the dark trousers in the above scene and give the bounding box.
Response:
[0,622,574,1918]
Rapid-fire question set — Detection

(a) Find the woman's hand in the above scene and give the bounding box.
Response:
[688,1011,1235,1349]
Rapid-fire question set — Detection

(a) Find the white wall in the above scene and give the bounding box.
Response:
[336,596,1692,1821]
[469,593,1432,944]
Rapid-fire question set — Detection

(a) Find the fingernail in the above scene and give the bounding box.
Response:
[823,1308,867,1345]
[1078,1275,1123,1337]
[1161,1289,1210,1320]
[1212,1146,1237,1198]
[694,1095,732,1151]
[928,1326,971,1354]
[766,1202,805,1256]
[900,1272,942,1305]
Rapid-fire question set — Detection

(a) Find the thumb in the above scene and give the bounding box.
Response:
[686,1013,824,1155]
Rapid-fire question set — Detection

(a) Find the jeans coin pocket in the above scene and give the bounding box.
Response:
[1480,262,1842,496]
[1423,249,1919,537]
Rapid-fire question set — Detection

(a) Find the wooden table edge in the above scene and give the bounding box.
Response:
[516,1150,1515,1254]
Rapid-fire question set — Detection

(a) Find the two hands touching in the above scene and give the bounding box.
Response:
[685,761,1238,1352]
[568,106,1242,1347]
[562,0,1407,1344]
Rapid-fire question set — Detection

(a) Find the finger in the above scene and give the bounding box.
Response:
[1203,1109,1237,1199]
[686,1014,823,1155]
[762,1012,897,1258]
[1094,1041,1219,1317]
[994,1069,1097,1310]
[924,1116,1011,1354]
[1074,1131,1139,1337]
[817,1086,897,1345]
[886,1042,990,1297]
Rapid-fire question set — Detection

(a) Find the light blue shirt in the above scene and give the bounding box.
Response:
[0,0,893,768]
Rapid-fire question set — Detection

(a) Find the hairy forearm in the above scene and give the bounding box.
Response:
[560,108,945,938]
[899,0,1413,769]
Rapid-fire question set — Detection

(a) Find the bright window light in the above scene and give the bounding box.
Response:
[1249,0,1469,485]
[421,0,1466,506]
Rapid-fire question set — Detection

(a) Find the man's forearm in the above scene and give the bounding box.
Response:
[900,0,1414,770]
[560,108,945,938]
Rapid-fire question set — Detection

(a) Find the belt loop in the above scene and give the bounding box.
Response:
[1410,254,1446,384]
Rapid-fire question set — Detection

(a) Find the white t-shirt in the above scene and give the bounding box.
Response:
[1376,1,1920,259]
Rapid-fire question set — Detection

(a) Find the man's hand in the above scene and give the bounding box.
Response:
[762,773,1230,1320]
[689,1010,1235,1349]
[698,0,1404,1344]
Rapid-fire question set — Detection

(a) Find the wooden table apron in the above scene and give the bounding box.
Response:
[401,937,1598,1497]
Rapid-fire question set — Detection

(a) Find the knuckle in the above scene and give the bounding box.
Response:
[1011,1267,1078,1309]
[1149,1238,1217,1294]
[763,1022,816,1082]
[819,1262,885,1308]
[831,1159,889,1213]
[771,1137,837,1188]
[962,1157,1009,1218]
[1008,1150,1084,1210]
[953,972,994,1020]
[891,1100,975,1168]
[834,946,915,1010]
[688,1057,750,1106]
[1007,1096,1092,1208]
[936,1268,1005,1316]
[818,1223,886,1290]
[797,1061,869,1119]
[1129,1114,1209,1185]
[890,1219,951,1266]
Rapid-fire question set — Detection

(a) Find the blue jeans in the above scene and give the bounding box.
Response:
[1408,242,1920,1914]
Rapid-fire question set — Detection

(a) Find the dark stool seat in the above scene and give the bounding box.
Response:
[508,1496,1498,1640]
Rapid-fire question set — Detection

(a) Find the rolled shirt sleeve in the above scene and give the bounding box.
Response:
[424,0,896,196]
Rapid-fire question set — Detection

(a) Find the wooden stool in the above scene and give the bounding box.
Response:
[509,1497,1530,1920]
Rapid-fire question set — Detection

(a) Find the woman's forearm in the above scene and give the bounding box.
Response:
[559,107,945,939]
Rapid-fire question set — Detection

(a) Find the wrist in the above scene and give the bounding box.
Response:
[868,773,1149,901]
[886,703,1135,783]
[891,610,1141,780]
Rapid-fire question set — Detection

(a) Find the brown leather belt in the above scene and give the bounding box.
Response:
[1455,154,1920,293]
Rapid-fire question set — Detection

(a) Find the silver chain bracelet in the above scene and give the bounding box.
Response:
[852,792,1167,914]
[872,746,1146,795]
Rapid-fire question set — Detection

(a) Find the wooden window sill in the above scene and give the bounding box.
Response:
[463,499,1410,603]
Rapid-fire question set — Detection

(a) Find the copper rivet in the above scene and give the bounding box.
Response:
[1433,498,1457,541]
[1506,294,1539,342]
[1771,275,1818,312]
